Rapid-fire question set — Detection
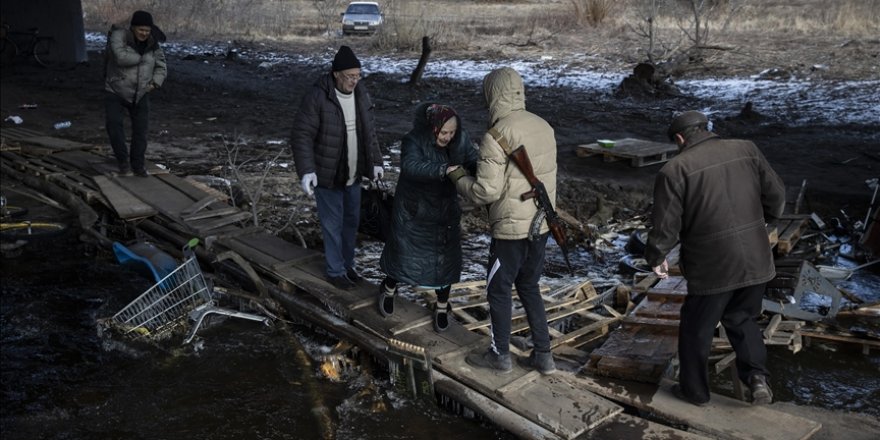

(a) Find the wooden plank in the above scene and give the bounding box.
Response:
[631,296,683,320]
[576,376,822,440]
[180,195,219,217]
[434,350,621,439]
[0,126,46,140]
[586,324,678,383]
[767,223,779,248]
[93,175,158,219]
[763,314,783,339]
[581,413,715,440]
[226,230,318,263]
[646,276,688,299]
[182,206,239,221]
[551,315,621,349]
[775,215,810,256]
[110,172,201,219]
[12,135,93,151]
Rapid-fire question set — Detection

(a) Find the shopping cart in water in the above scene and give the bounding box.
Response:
[110,238,269,344]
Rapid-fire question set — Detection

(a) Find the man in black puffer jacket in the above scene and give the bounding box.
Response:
[290,46,383,289]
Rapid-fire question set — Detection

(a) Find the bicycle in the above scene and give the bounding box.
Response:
[0,220,68,240]
[0,23,71,70]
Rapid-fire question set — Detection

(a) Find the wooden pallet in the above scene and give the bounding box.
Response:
[576,138,677,167]
[585,276,686,383]
[770,214,811,256]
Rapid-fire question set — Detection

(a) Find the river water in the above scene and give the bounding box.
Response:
[4,206,878,440]
[0,203,514,439]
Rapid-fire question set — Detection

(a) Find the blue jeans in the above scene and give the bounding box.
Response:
[315,183,361,278]
[105,91,150,172]
[485,233,551,355]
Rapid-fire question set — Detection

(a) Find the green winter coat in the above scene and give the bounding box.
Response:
[379,103,479,287]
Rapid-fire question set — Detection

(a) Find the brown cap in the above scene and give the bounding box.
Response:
[667,111,708,141]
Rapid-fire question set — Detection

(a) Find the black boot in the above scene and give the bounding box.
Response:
[433,302,452,332]
[377,278,396,317]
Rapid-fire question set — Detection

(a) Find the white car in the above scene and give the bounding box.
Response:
[341,2,383,35]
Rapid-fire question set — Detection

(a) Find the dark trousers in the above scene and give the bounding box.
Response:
[314,182,361,278]
[486,234,551,355]
[678,283,769,402]
[105,91,150,172]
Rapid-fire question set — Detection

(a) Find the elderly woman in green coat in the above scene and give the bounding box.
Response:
[377,103,479,332]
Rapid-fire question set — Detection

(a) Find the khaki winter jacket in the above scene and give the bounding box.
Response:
[645,131,786,295]
[453,67,557,240]
[104,27,167,104]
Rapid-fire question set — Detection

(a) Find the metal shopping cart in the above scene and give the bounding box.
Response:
[110,238,269,344]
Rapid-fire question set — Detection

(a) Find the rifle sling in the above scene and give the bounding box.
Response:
[487,127,514,156]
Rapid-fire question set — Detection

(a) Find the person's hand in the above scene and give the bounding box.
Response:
[301,173,317,196]
[446,165,460,175]
[373,166,384,181]
[652,259,669,279]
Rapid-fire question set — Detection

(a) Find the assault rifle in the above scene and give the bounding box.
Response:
[508,145,574,275]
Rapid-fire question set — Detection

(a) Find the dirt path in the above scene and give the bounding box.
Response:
[2,40,878,244]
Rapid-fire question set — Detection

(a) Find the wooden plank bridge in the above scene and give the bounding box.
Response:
[0,131,823,440]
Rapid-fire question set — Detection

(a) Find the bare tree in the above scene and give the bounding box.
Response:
[312,0,346,38]
[222,135,286,228]
[677,0,748,48]
[632,0,671,63]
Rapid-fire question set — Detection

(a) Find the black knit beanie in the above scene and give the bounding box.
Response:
[130,10,154,27]
[332,46,361,72]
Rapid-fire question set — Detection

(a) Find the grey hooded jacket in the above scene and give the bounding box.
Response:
[104,26,167,104]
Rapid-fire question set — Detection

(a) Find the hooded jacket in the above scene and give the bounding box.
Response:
[453,67,557,240]
[104,26,167,104]
[290,73,382,189]
[645,131,786,295]
[379,103,479,286]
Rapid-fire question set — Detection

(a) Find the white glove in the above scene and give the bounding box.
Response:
[373,166,384,181]
[301,173,317,196]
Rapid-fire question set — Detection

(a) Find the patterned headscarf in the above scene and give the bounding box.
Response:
[425,104,458,138]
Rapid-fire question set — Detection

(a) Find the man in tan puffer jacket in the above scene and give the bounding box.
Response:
[449,67,558,375]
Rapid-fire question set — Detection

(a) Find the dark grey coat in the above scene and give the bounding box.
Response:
[379,103,479,287]
[290,73,382,188]
[645,131,786,295]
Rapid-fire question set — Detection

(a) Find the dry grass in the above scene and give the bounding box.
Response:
[82,0,880,57]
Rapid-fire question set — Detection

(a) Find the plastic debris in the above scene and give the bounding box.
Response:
[4,116,24,124]
[54,121,71,129]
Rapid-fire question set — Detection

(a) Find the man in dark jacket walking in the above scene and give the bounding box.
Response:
[645,111,786,406]
[290,46,383,289]
[105,10,167,177]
